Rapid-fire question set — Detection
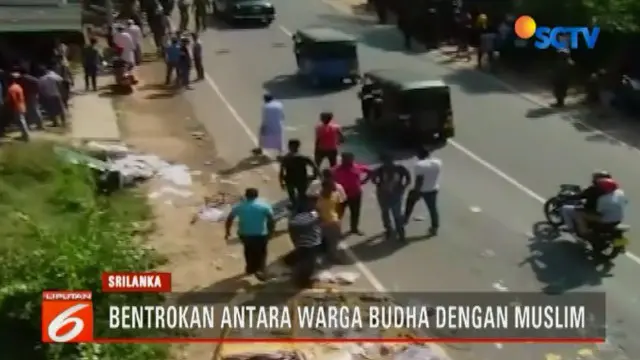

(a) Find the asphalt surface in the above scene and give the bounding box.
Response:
[180,1,640,359]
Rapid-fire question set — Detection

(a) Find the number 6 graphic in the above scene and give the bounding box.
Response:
[47,304,89,342]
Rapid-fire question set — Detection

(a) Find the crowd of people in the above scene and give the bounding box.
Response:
[0,41,74,142]
[224,94,444,287]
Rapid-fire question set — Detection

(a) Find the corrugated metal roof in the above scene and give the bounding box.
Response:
[0,3,82,32]
[0,0,80,5]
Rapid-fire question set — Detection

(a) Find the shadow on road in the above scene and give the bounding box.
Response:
[345,232,409,263]
[340,122,419,165]
[263,74,350,100]
[519,221,612,294]
[218,154,274,176]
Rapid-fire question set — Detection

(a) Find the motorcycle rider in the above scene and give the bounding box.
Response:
[560,170,611,235]
[592,177,627,232]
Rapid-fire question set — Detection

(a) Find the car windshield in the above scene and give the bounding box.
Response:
[301,42,356,59]
[401,88,450,111]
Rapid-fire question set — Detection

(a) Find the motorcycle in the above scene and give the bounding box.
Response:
[543,183,630,261]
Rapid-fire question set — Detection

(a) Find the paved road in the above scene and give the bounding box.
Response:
[181,1,640,359]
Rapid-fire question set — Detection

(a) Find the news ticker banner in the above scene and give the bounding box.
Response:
[42,272,607,343]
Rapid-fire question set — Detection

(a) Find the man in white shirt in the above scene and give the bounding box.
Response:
[113,25,136,67]
[126,19,143,65]
[594,178,627,228]
[404,147,442,236]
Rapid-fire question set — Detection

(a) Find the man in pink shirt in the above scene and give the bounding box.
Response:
[332,152,371,235]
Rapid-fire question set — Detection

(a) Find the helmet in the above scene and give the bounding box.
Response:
[596,178,618,193]
[592,170,610,182]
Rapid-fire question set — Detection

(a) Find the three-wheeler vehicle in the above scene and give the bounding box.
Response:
[358,68,454,146]
[292,27,360,86]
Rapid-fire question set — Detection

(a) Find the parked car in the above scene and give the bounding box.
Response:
[212,0,275,26]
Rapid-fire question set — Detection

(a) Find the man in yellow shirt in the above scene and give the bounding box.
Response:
[316,179,345,263]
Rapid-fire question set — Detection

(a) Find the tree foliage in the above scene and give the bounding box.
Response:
[517,0,640,32]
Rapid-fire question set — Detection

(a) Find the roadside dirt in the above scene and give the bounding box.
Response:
[116,57,298,360]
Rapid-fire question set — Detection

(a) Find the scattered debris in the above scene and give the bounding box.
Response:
[191,131,206,140]
[313,271,360,285]
[393,345,440,360]
[148,186,194,200]
[86,141,129,155]
[220,179,240,186]
[491,281,509,292]
[577,348,593,358]
[469,206,482,213]
[191,192,242,223]
[494,343,503,349]
[480,249,495,258]
[544,353,561,360]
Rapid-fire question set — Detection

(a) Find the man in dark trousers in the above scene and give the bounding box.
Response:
[192,33,204,81]
[553,49,573,107]
[82,37,101,92]
[178,0,191,32]
[225,188,275,281]
[194,0,208,32]
[370,153,411,241]
[18,66,43,130]
[280,139,319,208]
[358,78,374,120]
[333,152,371,235]
[287,197,322,288]
[404,147,442,236]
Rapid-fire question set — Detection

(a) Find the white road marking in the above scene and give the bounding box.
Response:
[203,64,456,360]
[321,0,640,157]
[204,72,388,290]
[278,25,292,36]
[278,23,640,265]
[277,25,640,267]
[492,281,509,292]
[199,20,634,360]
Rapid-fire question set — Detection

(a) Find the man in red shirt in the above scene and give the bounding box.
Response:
[332,152,370,235]
[314,111,343,167]
[4,73,30,141]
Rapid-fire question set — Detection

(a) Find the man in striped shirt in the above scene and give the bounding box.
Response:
[288,198,322,288]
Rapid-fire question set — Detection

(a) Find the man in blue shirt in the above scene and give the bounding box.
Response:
[164,36,180,85]
[225,188,275,281]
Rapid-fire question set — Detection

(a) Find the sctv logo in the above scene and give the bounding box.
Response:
[514,15,600,49]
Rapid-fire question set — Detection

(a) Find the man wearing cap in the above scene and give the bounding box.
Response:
[4,73,30,141]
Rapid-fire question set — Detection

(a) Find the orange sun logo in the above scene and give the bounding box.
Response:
[514,15,537,39]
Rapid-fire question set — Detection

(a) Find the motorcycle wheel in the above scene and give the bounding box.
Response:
[543,197,563,226]
[599,243,625,261]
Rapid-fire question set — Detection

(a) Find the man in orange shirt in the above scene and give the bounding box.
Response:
[4,73,30,141]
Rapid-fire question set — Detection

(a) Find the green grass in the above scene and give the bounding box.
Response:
[0,142,172,360]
